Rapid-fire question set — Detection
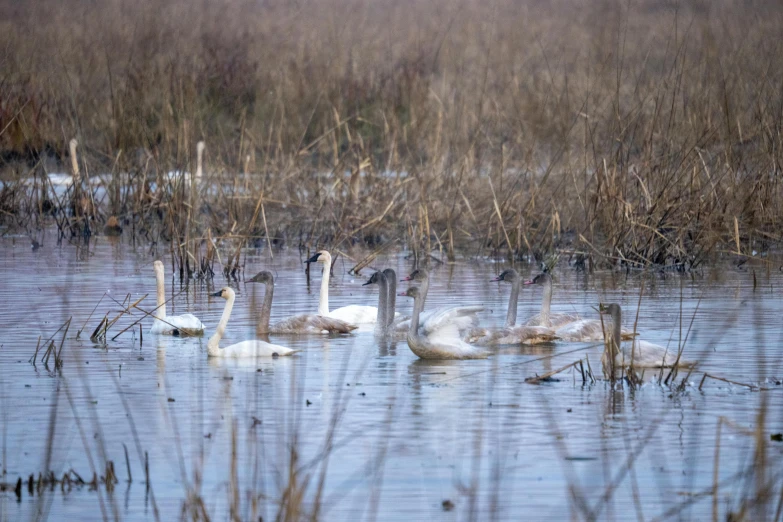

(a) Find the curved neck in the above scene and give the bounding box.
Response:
[505,278,520,328]
[611,308,622,357]
[208,294,234,356]
[257,282,274,334]
[384,270,396,327]
[540,278,553,324]
[374,273,389,332]
[195,146,203,182]
[317,258,332,315]
[154,268,166,321]
[409,294,423,336]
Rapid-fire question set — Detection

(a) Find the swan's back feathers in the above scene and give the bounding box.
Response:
[524,312,580,329]
[150,314,205,336]
[555,319,637,342]
[615,339,692,368]
[467,325,558,345]
[210,340,298,358]
[327,305,379,324]
[421,306,484,335]
[271,314,358,334]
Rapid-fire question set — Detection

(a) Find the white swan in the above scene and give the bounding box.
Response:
[392,268,483,336]
[467,269,559,345]
[149,260,205,336]
[523,273,581,328]
[600,303,692,368]
[399,287,489,360]
[305,250,379,324]
[248,271,358,334]
[208,287,297,358]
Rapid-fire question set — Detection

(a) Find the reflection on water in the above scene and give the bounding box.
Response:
[0,230,782,520]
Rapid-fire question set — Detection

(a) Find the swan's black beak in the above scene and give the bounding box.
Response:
[361,280,373,286]
[305,253,320,263]
[210,290,223,297]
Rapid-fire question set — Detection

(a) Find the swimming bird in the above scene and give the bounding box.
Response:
[600,303,692,369]
[207,287,297,358]
[248,271,357,334]
[523,273,581,328]
[149,260,205,336]
[305,250,379,324]
[399,287,489,360]
[362,270,394,333]
[467,269,559,345]
[393,268,483,336]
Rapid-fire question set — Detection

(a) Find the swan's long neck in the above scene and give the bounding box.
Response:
[195,144,203,183]
[505,278,520,328]
[375,274,389,332]
[611,307,622,358]
[258,283,274,334]
[208,294,234,356]
[384,270,396,327]
[154,267,166,321]
[409,293,423,337]
[540,278,553,325]
[318,259,331,315]
[419,275,430,308]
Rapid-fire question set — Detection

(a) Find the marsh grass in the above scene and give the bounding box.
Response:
[1,0,782,270]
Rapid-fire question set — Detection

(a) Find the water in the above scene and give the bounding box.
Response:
[1,231,782,521]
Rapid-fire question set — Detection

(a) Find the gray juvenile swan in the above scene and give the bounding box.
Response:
[600,303,692,368]
[362,270,394,333]
[208,287,297,358]
[149,260,205,336]
[467,269,559,345]
[399,287,489,360]
[523,273,581,328]
[248,271,358,334]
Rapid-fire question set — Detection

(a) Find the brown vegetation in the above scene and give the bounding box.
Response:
[1,0,782,270]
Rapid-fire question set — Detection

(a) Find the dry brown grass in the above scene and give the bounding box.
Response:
[1,0,782,269]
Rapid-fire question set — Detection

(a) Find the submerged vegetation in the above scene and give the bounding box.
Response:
[0,0,782,270]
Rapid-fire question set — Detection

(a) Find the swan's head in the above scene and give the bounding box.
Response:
[69,138,78,151]
[599,303,621,317]
[197,141,206,155]
[492,268,519,283]
[306,250,331,264]
[211,287,236,300]
[248,271,274,285]
[363,271,387,286]
[401,268,428,282]
[523,272,551,286]
[153,260,164,274]
[383,268,397,279]
[398,287,420,299]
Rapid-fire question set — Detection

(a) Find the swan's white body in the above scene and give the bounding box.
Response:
[308,250,389,325]
[393,306,484,336]
[208,287,297,358]
[602,304,692,369]
[400,286,488,360]
[149,260,205,335]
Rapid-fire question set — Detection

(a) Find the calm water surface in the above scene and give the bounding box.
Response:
[0,231,782,521]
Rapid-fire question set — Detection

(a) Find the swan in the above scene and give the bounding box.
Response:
[195,141,205,184]
[600,303,692,368]
[393,268,483,336]
[399,287,489,360]
[554,317,638,343]
[467,269,559,345]
[362,271,394,333]
[248,271,358,334]
[522,273,581,328]
[208,287,297,358]
[149,260,205,336]
[382,268,399,328]
[305,250,379,324]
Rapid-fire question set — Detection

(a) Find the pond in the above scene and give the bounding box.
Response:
[0,231,781,521]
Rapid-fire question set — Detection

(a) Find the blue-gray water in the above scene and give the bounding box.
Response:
[1,231,782,521]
